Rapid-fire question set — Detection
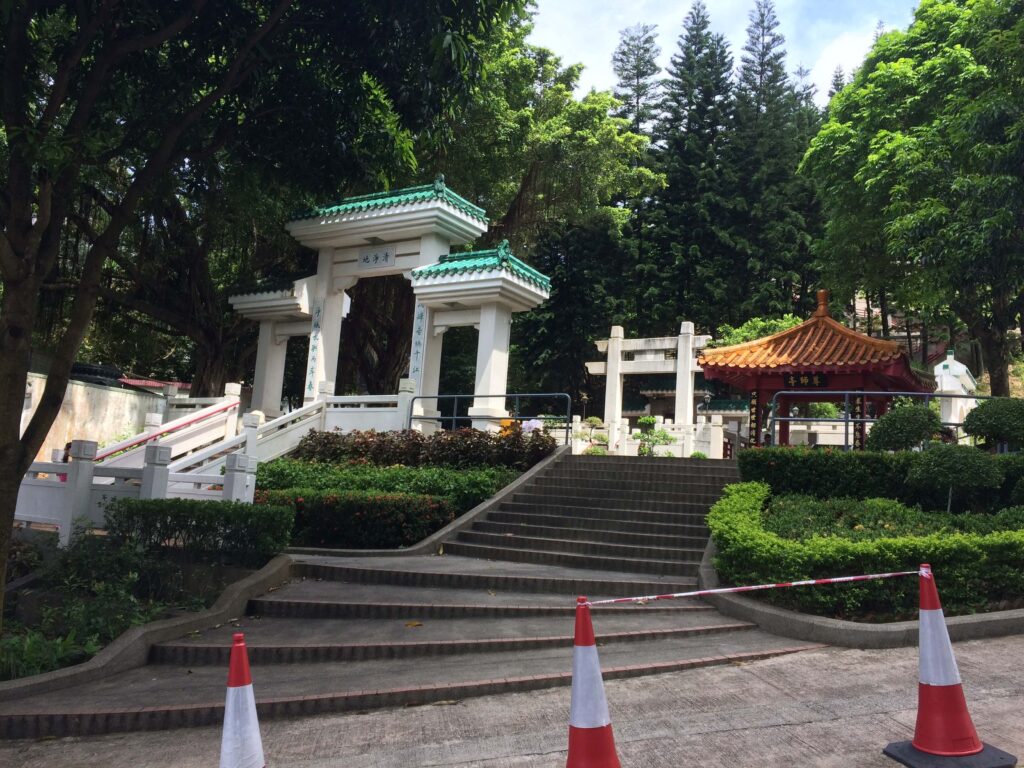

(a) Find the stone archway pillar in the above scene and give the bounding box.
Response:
[468,303,512,426]
[251,321,288,416]
[303,251,354,404]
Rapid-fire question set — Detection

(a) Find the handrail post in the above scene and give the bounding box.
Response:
[65,440,98,544]
[223,454,257,503]
[140,444,171,500]
[242,412,264,457]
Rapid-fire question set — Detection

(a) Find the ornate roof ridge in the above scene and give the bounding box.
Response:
[290,175,488,223]
[413,240,550,291]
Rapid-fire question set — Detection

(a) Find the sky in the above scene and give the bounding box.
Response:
[527,0,918,106]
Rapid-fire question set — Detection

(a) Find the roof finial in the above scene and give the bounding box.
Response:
[496,239,511,261]
[814,288,830,318]
[433,174,446,193]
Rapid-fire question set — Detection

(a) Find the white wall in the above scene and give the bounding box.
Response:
[20,373,166,461]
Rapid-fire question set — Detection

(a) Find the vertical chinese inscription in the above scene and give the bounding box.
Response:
[409,304,426,384]
[304,298,324,396]
[748,391,761,447]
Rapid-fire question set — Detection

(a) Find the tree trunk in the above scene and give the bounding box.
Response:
[338,276,415,394]
[190,336,229,397]
[879,288,890,337]
[976,328,1011,396]
[920,322,929,365]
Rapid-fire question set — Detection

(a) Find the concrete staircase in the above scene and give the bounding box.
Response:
[0,454,822,738]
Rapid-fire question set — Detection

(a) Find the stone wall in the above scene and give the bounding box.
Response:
[20,373,166,461]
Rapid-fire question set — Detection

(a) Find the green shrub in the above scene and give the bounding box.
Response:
[689,451,708,459]
[708,482,1024,619]
[808,402,840,419]
[906,444,1003,513]
[866,405,941,451]
[738,447,914,500]
[104,498,293,567]
[293,427,556,469]
[257,489,455,549]
[583,446,608,455]
[256,460,517,513]
[963,397,1024,449]
[0,626,100,681]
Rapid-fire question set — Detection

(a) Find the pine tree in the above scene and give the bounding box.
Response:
[634,1,738,333]
[828,65,847,98]
[612,24,662,135]
[728,0,819,318]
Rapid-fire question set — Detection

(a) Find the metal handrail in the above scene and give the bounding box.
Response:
[409,393,573,445]
[765,389,992,450]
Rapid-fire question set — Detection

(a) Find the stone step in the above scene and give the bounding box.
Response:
[486,509,708,536]
[530,477,731,498]
[542,465,738,481]
[292,555,698,597]
[151,612,754,664]
[503,495,713,518]
[442,541,701,578]
[564,456,739,472]
[0,631,821,737]
[472,520,709,548]
[457,529,704,562]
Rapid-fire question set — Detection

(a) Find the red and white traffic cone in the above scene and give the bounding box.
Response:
[883,565,1017,767]
[220,633,266,768]
[566,596,621,768]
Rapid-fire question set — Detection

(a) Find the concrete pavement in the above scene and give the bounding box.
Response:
[3,635,1022,768]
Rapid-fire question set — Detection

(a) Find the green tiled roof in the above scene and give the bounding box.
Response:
[412,240,551,291]
[698,399,749,412]
[291,175,488,223]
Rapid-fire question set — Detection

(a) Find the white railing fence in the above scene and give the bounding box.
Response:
[571,414,726,459]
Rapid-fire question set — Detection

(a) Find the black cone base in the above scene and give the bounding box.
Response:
[884,741,1017,768]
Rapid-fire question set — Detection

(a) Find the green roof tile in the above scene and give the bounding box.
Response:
[412,240,551,292]
[291,175,488,223]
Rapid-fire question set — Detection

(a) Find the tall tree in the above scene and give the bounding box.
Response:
[803,0,1024,395]
[612,24,662,135]
[0,0,522,628]
[636,1,736,334]
[728,0,819,318]
[828,66,847,98]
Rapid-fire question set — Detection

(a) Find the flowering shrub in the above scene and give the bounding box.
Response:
[293,425,556,469]
[256,489,455,549]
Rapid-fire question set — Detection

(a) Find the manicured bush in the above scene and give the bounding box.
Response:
[689,451,708,459]
[865,405,941,451]
[257,489,455,549]
[708,482,1024,619]
[738,447,914,501]
[292,426,556,469]
[905,444,1004,512]
[256,460,518,513]
[963,397,1024,449]
[105,498,293,567]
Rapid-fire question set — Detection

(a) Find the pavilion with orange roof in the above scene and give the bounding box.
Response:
[698,289,933,447]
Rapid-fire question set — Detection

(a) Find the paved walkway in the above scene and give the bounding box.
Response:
[4,635,1021,767]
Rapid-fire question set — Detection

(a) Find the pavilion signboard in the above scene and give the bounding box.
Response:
[783,372,829,388]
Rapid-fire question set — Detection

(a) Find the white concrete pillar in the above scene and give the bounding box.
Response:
[303,251,351,403]
[66,440,98,539]
[251,321,288,416]
[675,321,695,425]
[140,444,171,500]
[242,411,264,456]
[468,303,512,425]
[223,453,257,503]
[603,326,624,428]
[223,382,242,438]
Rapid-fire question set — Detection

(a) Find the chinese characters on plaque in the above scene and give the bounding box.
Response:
[783,372,829,388]
[358,245,396,270]
[409,305,426,382]
[748,391,761,447]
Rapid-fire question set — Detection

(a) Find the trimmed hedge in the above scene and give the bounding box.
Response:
[257,489,455,549]
[293,426,556,469]
[256,460,517,513]
[708,482,1024,618]
[963,397,1024,450]
[105,498,292,567]
[865,405,940,451]
[739,447,1024,513]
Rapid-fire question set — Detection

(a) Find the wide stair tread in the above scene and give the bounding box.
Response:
[472,520,708,547]
[456,529,704,561]
[486,510,708,536]
[442,541,700,577]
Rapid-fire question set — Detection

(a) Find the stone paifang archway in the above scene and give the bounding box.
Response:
[229,177,550,420]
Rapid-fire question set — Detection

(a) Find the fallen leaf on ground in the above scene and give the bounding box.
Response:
[405,620,423,628]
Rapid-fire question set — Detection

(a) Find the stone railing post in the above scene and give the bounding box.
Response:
[65,440,98,542]
[223,382,242,438]
[242,412,264,457]
[316,380,335,402]
[708,415,724,459]
[223,454,258,503]
[140,444,171,500]
[396,378,415,430]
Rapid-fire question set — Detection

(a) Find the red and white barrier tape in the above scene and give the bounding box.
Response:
[586,569,922,607]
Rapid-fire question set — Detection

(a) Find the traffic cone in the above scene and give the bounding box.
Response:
[220,633,266,768]
[566,596,621,768]
[883,565,1017,768]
